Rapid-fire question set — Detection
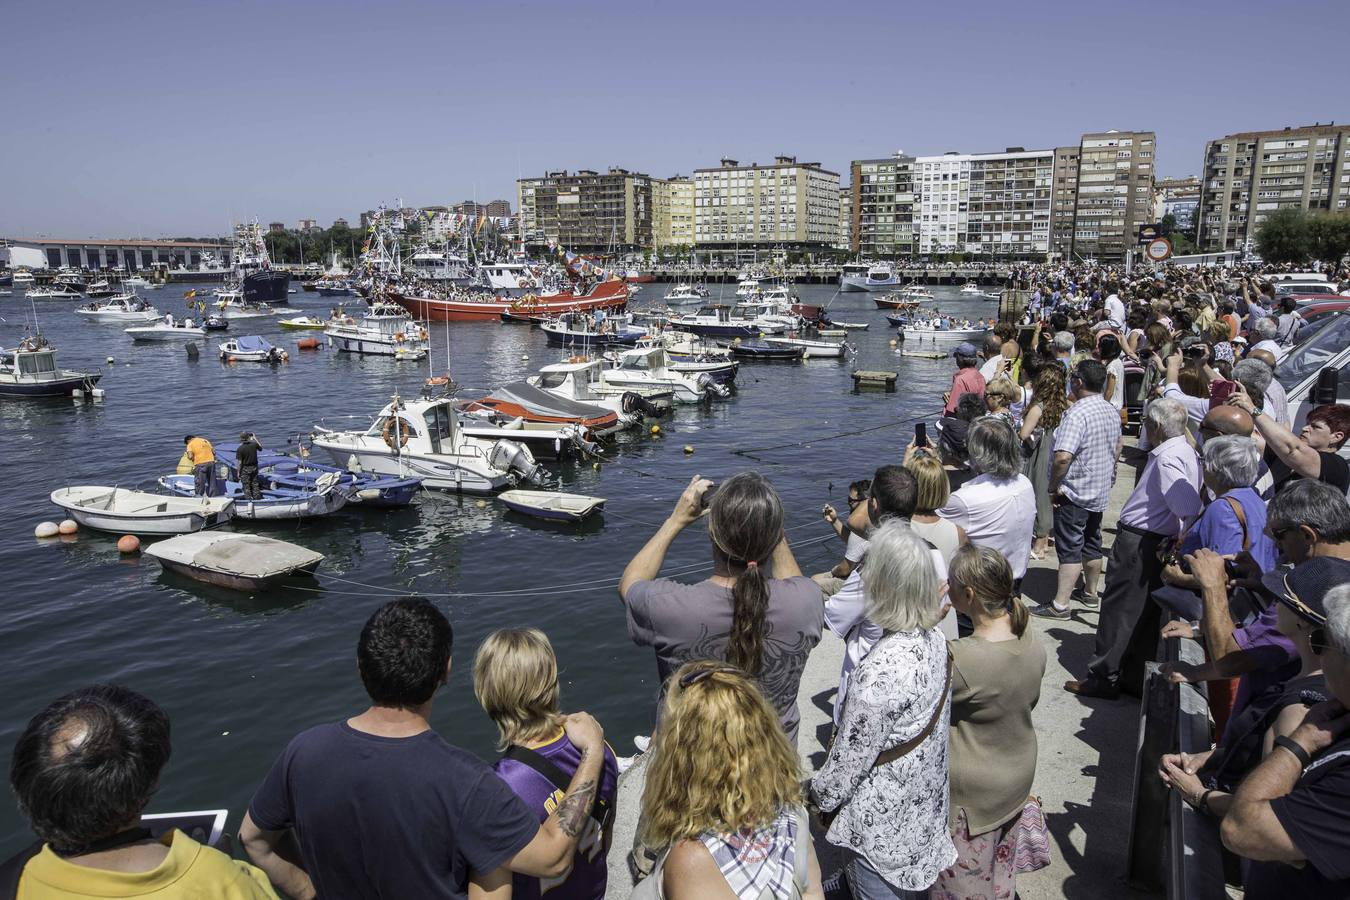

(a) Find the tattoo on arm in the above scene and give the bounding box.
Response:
[555,779,597,838]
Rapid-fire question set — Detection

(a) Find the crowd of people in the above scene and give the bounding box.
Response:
[6,260,1350,899]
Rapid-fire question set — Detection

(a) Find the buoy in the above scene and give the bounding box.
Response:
[650,424,661,436]
[592,461,601,471]
[106,356,115,364]
[889,338,898,347]
[58,519,79,535]
[296,337,320,350]
[475,500,487,508]
[34,521,59,539]
[683,445,694,454]
[521,354,529,361]
[117,535,141,554]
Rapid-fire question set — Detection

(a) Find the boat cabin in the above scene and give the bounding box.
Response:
[615,347,670,372]
[369,398,461,455]
[534,360,606,401]
[1,347,59,380]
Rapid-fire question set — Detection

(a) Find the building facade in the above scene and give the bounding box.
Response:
[1,237,232,271]
[964,148,1054,259]
[1070,130,1156,262]
[914,153,970,256]
[516,168,653,252]
[693,156,840,252]
[1154,177,1201,231]
[837,186,852,251]
[1050,146,1080,257]
[652,176,694,251]
[1197,124,1350,252]
[850,153,916,257]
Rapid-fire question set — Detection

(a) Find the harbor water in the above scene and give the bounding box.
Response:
[0,283,1000,851]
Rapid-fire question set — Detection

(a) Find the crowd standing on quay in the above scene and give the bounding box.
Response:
[7,261,1350,899]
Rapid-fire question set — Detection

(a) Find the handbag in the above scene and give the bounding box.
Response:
[1157,494,1249,568]
[1010,795,1052,874]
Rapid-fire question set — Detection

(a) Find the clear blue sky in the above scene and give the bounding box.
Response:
[3,0,1346,237]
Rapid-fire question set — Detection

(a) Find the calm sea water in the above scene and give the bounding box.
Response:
[0,280,998,851]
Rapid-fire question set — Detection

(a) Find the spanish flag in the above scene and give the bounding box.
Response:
[184,289,197,299]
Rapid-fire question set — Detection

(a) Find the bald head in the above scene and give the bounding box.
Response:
[1248,348,1278,370]
[1202,405,1254,438]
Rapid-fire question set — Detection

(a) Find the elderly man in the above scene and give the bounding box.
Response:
[977,333,1010,382]
[1222,572,1350,898]
[936,416,1037,581]
[1031,360,1123,619]
[1064,398,1201,698]
[1246,348,1290,428]
[1249,316,1282,358]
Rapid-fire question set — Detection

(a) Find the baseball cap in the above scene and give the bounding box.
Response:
[1261,557,1350,627]
[951,341,978,357]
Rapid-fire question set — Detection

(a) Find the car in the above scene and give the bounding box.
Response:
[1298,299,1350,329]
[1275,310,1350,442]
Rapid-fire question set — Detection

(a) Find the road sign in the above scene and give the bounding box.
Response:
[1137,223,1163,244]
[1145,237,1172,262]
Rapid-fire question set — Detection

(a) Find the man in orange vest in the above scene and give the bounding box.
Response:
[184,434,216,496]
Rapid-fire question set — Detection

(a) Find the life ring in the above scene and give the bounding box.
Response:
[426,375,450,387]
[382,416,416,449]
[394,332,405,343]
[518,277,529,288]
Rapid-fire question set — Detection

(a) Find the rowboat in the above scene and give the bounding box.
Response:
[50,487,234,535]
[762,336,851,359]
[498,490,605,522]
[143,532,323,591]
[278,316,328,330]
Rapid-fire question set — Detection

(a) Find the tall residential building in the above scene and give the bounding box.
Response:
[1154,177,1201,231]
[516,168,653,252]
[268,222,286,234]
[914,153,969,255]
[837,187,852,251]
[298,218,318,232]
[693,156,840,252]
[653,176,694,250]
[1197,124,1350,252]
[1070,130,1156,262]
[965,148,1054,258]
[1050,146,1080,257]
[850,153,916,257]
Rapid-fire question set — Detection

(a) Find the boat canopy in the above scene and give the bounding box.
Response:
[483,381,613,421]
[234,335,274,352]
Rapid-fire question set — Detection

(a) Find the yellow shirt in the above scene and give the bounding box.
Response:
[18,829,278,899]
[185,437,215,466]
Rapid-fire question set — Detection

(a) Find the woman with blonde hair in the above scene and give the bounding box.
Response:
[635,661,824,900]
[903,445,966,567]
[933,545,1048,898]
[1020,362,1072,559]
[983,377,1021,429]
[475,628,620,900]
[812,521,955,898]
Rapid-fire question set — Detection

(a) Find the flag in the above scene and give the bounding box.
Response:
[184,289,196,299]
[475,216,486,234]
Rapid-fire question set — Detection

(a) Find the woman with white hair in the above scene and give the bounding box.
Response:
[812,521,956,898]
[937,416,1038,581]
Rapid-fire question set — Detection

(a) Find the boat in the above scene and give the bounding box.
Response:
[874,293,930,310]
[158,473,349,520]
[464,380,624,436]
[49,486,234,535]
[668,305,762,339]
[230,222,292,304]
[840,261,900,292]
[634,334,739,383]
[528,358,673,418]
[75,295,160,323]
[481,261,542,294]
[959,282,984,295]
[220,335,286,363]
[498,490,605,522]
[540,312,647,348]
[390,278,629,323]
[315,281,357,297]
[212,443,422,508]
[324,301,429,359]
[202,316,229,331]
[142,532,323,590]
[278,316,328,330]
[622,269,655,284]
[312,394,542,493]
[897,285,936,302]
[84,280,118,299]
[126,321,207,341]
[407,243,472,284]
[600,346,728,404]
[725,340,804,361]
[0,337,102,397]
[762,336,852,359]
[664,283,709,304]
[214,297,279,319]
[829,321,871,330]
[26,284,83,300]
[735,279,761,297]
[123,275,153,289]
[12,271,35,286]
[898,320,990,348]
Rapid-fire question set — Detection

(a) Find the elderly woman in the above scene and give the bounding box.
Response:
[983,377,1021,429]
[937,416,1038,582]
[812,522,955,898]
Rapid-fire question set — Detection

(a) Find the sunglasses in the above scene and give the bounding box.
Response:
[678,664,743,689]
[847,496,865,508]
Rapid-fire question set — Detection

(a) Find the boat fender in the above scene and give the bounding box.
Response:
[34,521,59,539]
[58,520,79,535]
[117,535,140,554]
[382,416,415,450]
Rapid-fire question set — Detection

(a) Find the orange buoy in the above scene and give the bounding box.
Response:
[58,520,79,535]
[296,337,321,350]
[117,535,141,554]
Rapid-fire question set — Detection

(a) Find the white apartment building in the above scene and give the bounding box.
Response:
[915,153,970,255]
[693,156,840,251]
[912,148,1053,259]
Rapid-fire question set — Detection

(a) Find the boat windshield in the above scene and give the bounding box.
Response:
[537,372,568,389]
[423,403,455,449]
[18,352,57,375]
[1276,313,1350,393]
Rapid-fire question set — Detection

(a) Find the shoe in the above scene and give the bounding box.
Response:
[1079,592,1101,610]
[1028,602,1071,620]
[633,734,651,753]
[1064,677,1120,700]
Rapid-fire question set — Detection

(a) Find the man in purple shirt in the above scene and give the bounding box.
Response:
[1063,398,1202,699]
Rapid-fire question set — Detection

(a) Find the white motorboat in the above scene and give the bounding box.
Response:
[762,336,852,359]
[407,243,472,284]
[214,297,279,319]
[312,394,541,493]
[143,532,323,590]
[278,316,327,330]
[220,335,286,363]
[840,261,900,292]
[959,283,984,295]
[528,358,666,423]
[123,275,153,289]
[735,279,761,297]
[1,338,102,398]
[664,283,708,304]
[75,295,160,323]
[600,346,725,404]
[12,271,36,285]
[324,301,429,359]
[49,486,234,535]
[26,284,83,300]
[126,321,207,341]
[898,323,989,348]
[897,285,936,302]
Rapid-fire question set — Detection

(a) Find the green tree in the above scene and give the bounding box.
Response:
[1255,207,1311,265]
[1306,211,1350,268]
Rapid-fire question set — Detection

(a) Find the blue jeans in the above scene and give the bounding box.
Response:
[845,854,930,900]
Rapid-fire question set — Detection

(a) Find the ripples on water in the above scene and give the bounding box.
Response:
[0,282,996,849]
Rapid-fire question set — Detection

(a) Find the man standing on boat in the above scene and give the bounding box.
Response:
[237,432,263,500]
[184,434,216,497]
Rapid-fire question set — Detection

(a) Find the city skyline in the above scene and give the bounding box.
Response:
[3,0,1347,237]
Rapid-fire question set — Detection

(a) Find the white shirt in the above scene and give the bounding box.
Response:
[1106,357,1126,410]
[936,473,1037,578]
[1105,293,1126,328]
[1251,339,1282,358]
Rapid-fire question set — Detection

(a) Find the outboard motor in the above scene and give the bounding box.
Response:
[697,372,731,399]
[621,391,664,419]
[489,439,542,484]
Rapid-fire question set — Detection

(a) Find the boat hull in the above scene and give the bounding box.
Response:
[152,556,320,590]
[0,372,102,397]
[50,496,234,535]
[127,328,207,341]
[840,275,899,292]
[899,328,989,346]
[391,280,629,322]
[313,441,511,494]
[243,270,291,305]
[670,322,760,339]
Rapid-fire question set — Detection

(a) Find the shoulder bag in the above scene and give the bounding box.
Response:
[502,744,614,832]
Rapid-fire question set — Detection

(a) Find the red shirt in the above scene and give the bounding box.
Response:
[945,367,986,414]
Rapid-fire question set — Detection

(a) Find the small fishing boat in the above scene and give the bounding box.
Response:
[725,340,804,362]
[828,321,871,330]
[664,283,709,304]
[143,532,323,590]
[26,284,83,300]
[214,297,279,319]
[668,305,762,339]
[158,473,350,520]
[1,338,102,397]
[898,322,990,348]
[498,490,605,522]
[464,381,623,436]
[762,336,851,359]
[528,358,673,419]
[127,321,207,341]
[540,313,647,348]
[219,335,286,363]
[75,295,160,323]
[212,443,421,507]
[874,293,930,310]
[959,283,984,295]
[202,316,229,331]
[600,346,728,403]
[278,316,328,330]
[49,486,234,535]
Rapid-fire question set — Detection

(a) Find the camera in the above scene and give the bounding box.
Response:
[700,483,718,511]
[1224,559,1243,581]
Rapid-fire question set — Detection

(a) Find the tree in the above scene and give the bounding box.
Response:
[1255,207,1311,265]
[1306,211,1350,268]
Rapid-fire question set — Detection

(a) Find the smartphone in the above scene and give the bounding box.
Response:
[700,483,718,511]
[915,422,928,448]
[1209,380,1237,410]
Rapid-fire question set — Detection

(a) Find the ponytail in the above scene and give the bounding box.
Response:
[1008,594,1029,637]
[726,564,770,675]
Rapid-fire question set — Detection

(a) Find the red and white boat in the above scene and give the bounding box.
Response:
[623,270,656,284]
[390,279,630,322]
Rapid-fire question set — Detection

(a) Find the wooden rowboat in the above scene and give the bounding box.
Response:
[498,490,605,522]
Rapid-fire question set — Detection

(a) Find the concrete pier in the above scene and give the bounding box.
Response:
[607,454,1150,899]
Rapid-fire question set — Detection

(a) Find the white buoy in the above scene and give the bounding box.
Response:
[106,356,115,364]
[92,388,106,399]
[35,522,59,539]
[58,519,79,535]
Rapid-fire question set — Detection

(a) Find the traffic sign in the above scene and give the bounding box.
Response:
[1145,238,1172,262]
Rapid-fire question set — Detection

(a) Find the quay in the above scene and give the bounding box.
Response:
[633,265,1015,285]
[607,451,1149,900]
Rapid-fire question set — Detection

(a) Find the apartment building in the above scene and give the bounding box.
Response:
[1197,124,1350,252]
[693,156,840,252]
[914,153,969,255]
[965,148,1054,259]
[1154,177,1201,231]
[516,168,653,251]
[850,153,917,257]
[1050,146,1080,257]
[1070,130,1156,262]
[837,187,852,251]
[653,176,694,250]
